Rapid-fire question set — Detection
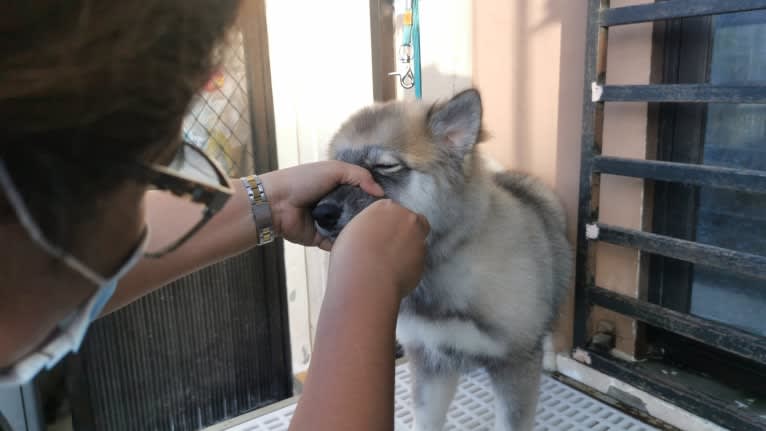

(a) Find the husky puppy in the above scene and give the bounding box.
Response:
[311,89,573,431]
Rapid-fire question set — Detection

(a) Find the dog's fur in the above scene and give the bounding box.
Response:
[312,89,573,431]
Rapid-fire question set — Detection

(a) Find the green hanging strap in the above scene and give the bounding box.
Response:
[391,0,421,99]
[412,0,422,99]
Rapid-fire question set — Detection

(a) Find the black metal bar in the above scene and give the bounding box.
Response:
[574,0,608,349]
[601,0,766,26]
[241,1,294,395]
[579,348,766,430]
[594,156,766,194]
[594,223,766,281]
[649,14,713,313]
[587,286,766,364]
[596,84,766,103]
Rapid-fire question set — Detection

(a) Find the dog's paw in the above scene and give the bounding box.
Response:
[542,333,557,372]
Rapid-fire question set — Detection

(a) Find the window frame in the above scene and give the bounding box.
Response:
[649,15,711,313]
[649,11,766,397]
[572,1,766,430]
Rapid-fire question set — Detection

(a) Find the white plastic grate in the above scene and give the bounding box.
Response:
[222,364,657,431]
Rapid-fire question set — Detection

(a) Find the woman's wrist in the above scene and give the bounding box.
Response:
[240,174,277,246]
[253,171,287,238]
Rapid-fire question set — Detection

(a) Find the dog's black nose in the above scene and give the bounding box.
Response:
[312,203,342,230]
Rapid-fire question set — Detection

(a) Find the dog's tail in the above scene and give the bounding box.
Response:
[493,171,567,234]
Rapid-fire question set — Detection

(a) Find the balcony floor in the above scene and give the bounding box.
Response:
[213,363,659,431]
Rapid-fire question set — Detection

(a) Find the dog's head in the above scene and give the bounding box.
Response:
[312,88,485,241]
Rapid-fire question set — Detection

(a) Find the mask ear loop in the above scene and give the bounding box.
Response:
[0,162,150,386]
[52,227,148,362]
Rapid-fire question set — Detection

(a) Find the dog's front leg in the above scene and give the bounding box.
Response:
[407,348,458,431]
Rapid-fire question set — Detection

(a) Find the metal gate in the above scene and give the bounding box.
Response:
[573,1,766,430]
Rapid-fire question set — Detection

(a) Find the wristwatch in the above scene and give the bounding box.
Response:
[241,175,275,246]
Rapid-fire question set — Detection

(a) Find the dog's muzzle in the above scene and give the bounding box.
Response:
[312,202,342,232]
[311,184,380,240]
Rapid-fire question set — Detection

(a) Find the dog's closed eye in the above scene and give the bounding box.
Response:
[373,163,404,174]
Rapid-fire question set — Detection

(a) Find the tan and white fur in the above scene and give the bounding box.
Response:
[311,89,573,431]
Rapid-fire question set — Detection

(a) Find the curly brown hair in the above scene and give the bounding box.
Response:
[0,0,242,248]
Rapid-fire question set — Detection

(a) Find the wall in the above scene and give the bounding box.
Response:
[593,0,656,356]
[402,0,474,102]
[473,0,653,356]
[473,0,588,353]
[265,0,375,375]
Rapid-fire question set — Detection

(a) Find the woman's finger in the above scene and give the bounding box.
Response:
[336,162,384,197]
[313,231,333,251]
[318,238,333,251]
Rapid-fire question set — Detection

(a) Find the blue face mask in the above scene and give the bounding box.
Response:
[0,160,148,387]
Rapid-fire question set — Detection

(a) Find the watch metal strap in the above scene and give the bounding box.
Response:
[241,175,275,246]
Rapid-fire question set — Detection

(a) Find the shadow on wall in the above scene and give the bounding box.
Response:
[471,0,533,171]
[472,0,587,353]
[478,0,584,245]
[419,64,473,104]
[510,0,582,189]
[551,0,587,352]
[513,0,529,172]
[473,0,584,203]
[550,0,586,244]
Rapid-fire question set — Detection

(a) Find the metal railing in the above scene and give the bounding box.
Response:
[574,1,766,430]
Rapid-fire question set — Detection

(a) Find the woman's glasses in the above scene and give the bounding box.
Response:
[0,140,234,284]
[132,141,234,258]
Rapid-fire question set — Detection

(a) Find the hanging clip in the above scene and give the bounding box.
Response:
[389,43,415,89]
[389,68,415,89]
[389,0,418,93]
[398,44,413,64]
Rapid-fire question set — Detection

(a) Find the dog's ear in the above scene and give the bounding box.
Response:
[427,88,482,156]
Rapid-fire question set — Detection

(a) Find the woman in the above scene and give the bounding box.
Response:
[0,1,429,430]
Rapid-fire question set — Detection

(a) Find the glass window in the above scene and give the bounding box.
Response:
[689,10,766,336]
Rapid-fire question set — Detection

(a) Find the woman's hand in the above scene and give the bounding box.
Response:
[329,199,430,299]
[258,161,384,250]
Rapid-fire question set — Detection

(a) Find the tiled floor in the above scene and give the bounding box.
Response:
[220,364,658,431]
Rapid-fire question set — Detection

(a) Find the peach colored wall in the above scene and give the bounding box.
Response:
[473,0,588,352]
[593,0,655,357]
[473,0,654,355]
